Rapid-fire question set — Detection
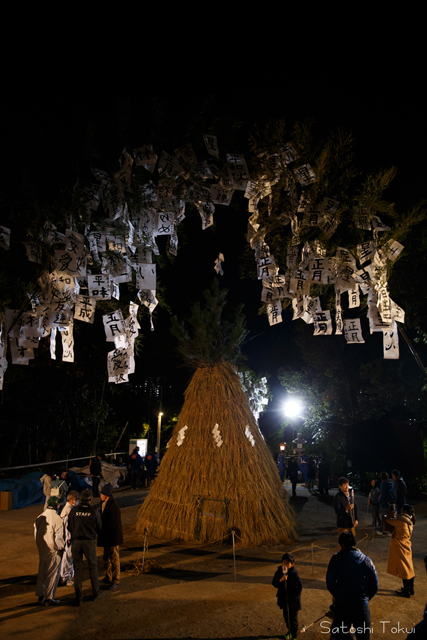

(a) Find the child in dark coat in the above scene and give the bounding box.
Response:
[272,552,302,640]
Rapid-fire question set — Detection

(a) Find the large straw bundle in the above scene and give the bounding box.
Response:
[137,361,297,546]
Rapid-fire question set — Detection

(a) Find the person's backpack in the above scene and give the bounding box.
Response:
[51,479,66,498]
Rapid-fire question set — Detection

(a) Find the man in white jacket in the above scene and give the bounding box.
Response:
[34,497,65,606]
[59,490,79,586]
[40,471,52,510]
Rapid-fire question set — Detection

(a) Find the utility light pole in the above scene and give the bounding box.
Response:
[156,412,163,456]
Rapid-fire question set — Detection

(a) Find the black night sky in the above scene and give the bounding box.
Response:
[1,44,427,470]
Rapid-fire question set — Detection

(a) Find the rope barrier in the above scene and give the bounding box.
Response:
[125,530,162,575]
[122,525,377,582]
[232,530,237,581]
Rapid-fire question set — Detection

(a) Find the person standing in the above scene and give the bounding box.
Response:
[386,504,415,598]
[277,452,286,483]
[334,477,358,538]
[379,472,394,523]
[58,490,79,587]
[68,489,102,606]
[287,457,299,497]
[144,451,158,486]
[40,469,52,510]
[89,453,103,498]
[368,479,381,528]
[34,496,65,606]
[97,483,123,590]
[272,552,302,640]
[307,457,317,493]
[50,471,68,511]
[127,447,144,490]
[326,531,378,640]
[392,469,407,514]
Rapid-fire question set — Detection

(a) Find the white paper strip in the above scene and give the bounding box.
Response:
[383,322,399,359]
[212,423,223,447]
[344,318,365,344]
[267,301,282,326]
[245,425,255,446]
[177,425,188,447]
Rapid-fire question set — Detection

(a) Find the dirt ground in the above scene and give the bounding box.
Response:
[1,480,426,640]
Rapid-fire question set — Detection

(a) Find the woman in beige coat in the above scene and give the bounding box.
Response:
[386,504,415,598]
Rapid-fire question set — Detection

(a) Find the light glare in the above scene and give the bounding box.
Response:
[284,399,303,418]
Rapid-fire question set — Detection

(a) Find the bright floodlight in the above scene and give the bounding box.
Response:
[284,399,303,418]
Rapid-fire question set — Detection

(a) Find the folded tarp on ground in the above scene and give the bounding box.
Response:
[69,461,127,491]
[0,462,127,510]
[0,472,44,509]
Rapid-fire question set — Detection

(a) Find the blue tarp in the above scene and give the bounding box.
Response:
[0,472,44,509]
[66,469,91,492]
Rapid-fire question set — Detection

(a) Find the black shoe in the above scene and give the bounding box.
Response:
[44,599,61,606]
[101,577,111,585]
[396,588,410,598]
[92,591,105,601]
[73,598,82,607]
[107,583,119,590]
[37,597,45,605]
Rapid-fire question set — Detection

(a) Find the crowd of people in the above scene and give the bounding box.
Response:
[40,448,159,507]
[272,469,423,639]
[32,452,424,637]
[276,453,330,497]
[34,446,158,607]
[34,483,123,607]
[272,456,424,639]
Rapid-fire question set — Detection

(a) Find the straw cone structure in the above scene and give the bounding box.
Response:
[137,361,297,546]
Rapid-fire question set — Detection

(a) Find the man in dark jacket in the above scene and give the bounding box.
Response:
[98,483,123,590]
[68,489,102,606]
[127,447,144,490]
[334,477,358,538]
[392,469,407,514]
[287,457,299,497]
[89,453,103,497]
[327,531,378,640]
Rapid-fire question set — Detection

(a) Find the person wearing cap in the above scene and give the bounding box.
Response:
[34,496,65,606]
[68,489,102,606]
[98,483,123,590]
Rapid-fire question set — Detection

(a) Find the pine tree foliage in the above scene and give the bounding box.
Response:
[170,281,248,368]
[246,118,426,314]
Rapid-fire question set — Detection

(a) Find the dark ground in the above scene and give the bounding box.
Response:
[1,480,426,639]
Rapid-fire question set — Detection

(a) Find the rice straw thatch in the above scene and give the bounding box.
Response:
[137,361,297,546]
